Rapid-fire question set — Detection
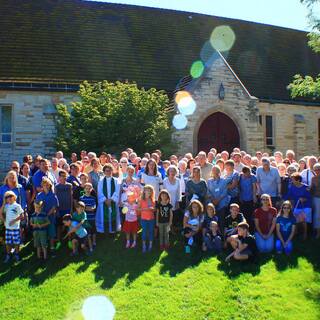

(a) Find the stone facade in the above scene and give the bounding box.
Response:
[0,91,78,174]
[173,53,320,159]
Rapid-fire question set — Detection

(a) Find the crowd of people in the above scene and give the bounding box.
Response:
[0,147,320,263]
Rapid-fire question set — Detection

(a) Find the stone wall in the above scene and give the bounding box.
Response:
[172,53,264,156]
[0,91,78,174]
[258,102,320,158]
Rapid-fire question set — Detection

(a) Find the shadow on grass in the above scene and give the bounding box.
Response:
[0,233,319,288]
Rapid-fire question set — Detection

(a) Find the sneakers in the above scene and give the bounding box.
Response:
[148,244,152,252]
[4,254,10,263]
[126,241,131,249]
[131,241,136,248]
[185,245,191,254]
[142,244,147,253]
[160,245,165,251]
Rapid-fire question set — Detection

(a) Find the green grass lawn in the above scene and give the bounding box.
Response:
[0,235,319,320]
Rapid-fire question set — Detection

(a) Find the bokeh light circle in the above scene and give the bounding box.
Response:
[177,96,196,116]
[172,114,188,130]
[210,25,236,52]
[82,295,115,320]
[175,91,191,105]
[190,60,205,78]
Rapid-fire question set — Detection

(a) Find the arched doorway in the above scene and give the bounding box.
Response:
[197,112,240,153]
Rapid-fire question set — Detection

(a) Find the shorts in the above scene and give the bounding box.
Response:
[87,220,96,234]
[75,234,88,246]
[122,220,139,233]
[33,231,48,248]
[48,222,56,239]
[294,208,312,224]
[5,229,20,245]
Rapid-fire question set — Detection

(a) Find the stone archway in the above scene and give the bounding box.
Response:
[197,112,241,153]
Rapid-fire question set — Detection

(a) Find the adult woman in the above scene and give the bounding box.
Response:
[119,157,129,181]
[207,165,230,232]
[20,163,34,213]
[298,159,307,172]
[140,158,163,199]
[310,163,320,239]
[185,166,207,205]
[88,158,104,192]
[187,158,196,176]
[163,165,181,227]
[253,194,277,253]
[0,171,27,210]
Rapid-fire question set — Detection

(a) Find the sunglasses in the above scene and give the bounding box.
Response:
[5,195,14,199]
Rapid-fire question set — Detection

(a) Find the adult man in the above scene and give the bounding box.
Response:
[32,159,56,193]
[11,161,28,190]
[96,164,120,234]
[49,158,61,182]
[232,152,245,173]
[256,157,281,206]
[67,163,81,192]
[301,156,317,187]
[197,151,213,182]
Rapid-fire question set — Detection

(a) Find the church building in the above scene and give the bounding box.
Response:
[0,0,319,173]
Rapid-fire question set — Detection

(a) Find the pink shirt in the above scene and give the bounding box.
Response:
[125,203,138,222]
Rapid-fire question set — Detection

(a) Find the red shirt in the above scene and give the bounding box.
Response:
[254,207,277,235]
[139,199,155,220]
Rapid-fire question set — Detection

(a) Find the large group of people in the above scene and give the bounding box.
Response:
[0,147,319,263]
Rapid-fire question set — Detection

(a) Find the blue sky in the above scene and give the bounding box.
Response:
[88,0,313,31]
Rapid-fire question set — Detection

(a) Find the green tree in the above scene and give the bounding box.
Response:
[56,81,174,156]
[288,0,320,98]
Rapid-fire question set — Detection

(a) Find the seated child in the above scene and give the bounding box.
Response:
[0,191,24,262]
[72,202,93,253]
[202,203,218,234]
[225,222,257,262]
[30,201,50,260]
[275,201,296,255]
[79,183,97,248]
[62,214,90,256]
[202,221,222,253]
[224,203,245,246]
[183,199,204,254]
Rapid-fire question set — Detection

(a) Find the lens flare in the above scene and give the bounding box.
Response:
[177,96,196,116]
[200,41,220,67]
[172,114,188,130]
[210,25,236,52]
[82,296,115,320]
[190,60,205,78]
[175,90,191,105]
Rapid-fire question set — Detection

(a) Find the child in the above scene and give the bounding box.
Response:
[225,222,257,262]
[62,214,89,256]
[35,178,59,254]
[224,203,245,241]
[137,185,156,253]
[122,190,139,249]
[156,190,173,251]
[72,202,93,253]
[0,191,24,262]
[202,221,222,253]
[30,201,50,260]
[55,170,73,249]
[275,201,296,255]
[80,183,97,248]
[183,199,204,254]
[202,203,218,235]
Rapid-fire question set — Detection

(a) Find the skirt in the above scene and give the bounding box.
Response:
[122,220,139,233]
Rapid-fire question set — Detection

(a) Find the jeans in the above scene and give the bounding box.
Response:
[158,223,170,246]
[275,239,293,254]
[255,232,274,253]
[141,219,155,241]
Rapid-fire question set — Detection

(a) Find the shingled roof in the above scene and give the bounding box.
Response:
[0,0,319,102]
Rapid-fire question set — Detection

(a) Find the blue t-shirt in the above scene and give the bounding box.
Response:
[239,174,257,201]
[36,191,59,223]
[276,215,296,241]
[202,215,218,230]
[284,184,311,208]
[66,175,81,191]
[79,195,97,221]
[71,221,87,238]
[32,170,56,190]
[0,184,27,209]
[224,171,239,198]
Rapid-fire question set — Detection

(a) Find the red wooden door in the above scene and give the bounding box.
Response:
[197,112,240,153]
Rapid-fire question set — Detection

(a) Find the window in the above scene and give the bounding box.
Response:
[0,105,13,143]
[259,114,274,148]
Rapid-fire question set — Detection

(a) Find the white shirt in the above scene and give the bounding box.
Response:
[163,177,181,210]
[4,202,24,230]
[301,169,315,187]
[141,173,163,199]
